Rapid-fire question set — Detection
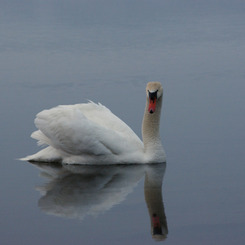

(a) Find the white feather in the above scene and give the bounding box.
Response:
[21,82,165,164]
[22,102,144,164]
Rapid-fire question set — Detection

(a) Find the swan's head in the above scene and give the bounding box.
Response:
[146,82,163,114]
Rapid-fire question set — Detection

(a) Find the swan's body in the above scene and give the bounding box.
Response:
[22,82,165,164]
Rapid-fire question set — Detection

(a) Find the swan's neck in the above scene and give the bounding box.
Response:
[142,97,163,153]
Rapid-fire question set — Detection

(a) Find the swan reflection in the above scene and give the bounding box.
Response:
[144,163,168,241]
[31,162,168,240]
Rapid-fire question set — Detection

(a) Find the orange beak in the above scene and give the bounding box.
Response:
[148,90,158,114]
[148,99,156,114]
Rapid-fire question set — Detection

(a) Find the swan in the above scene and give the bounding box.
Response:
[21,81,165,164]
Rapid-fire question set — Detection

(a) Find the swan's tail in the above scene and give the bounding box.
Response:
[19,146,62,163]
[31,130,52,146]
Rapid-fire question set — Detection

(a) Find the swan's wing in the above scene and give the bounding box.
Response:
[33,102,143,156]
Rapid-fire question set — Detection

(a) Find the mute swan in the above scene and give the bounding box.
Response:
[22,82,165,164]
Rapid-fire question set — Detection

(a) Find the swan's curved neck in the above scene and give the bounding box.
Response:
[142,97,162,153]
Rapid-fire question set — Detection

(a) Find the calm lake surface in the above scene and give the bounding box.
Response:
[1,1,245,244]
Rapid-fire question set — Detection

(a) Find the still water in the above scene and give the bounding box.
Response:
[1,1,245,244]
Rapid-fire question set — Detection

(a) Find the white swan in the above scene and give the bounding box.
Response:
[22,82,165,164]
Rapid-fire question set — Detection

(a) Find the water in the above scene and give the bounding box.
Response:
[1,1,245,244]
